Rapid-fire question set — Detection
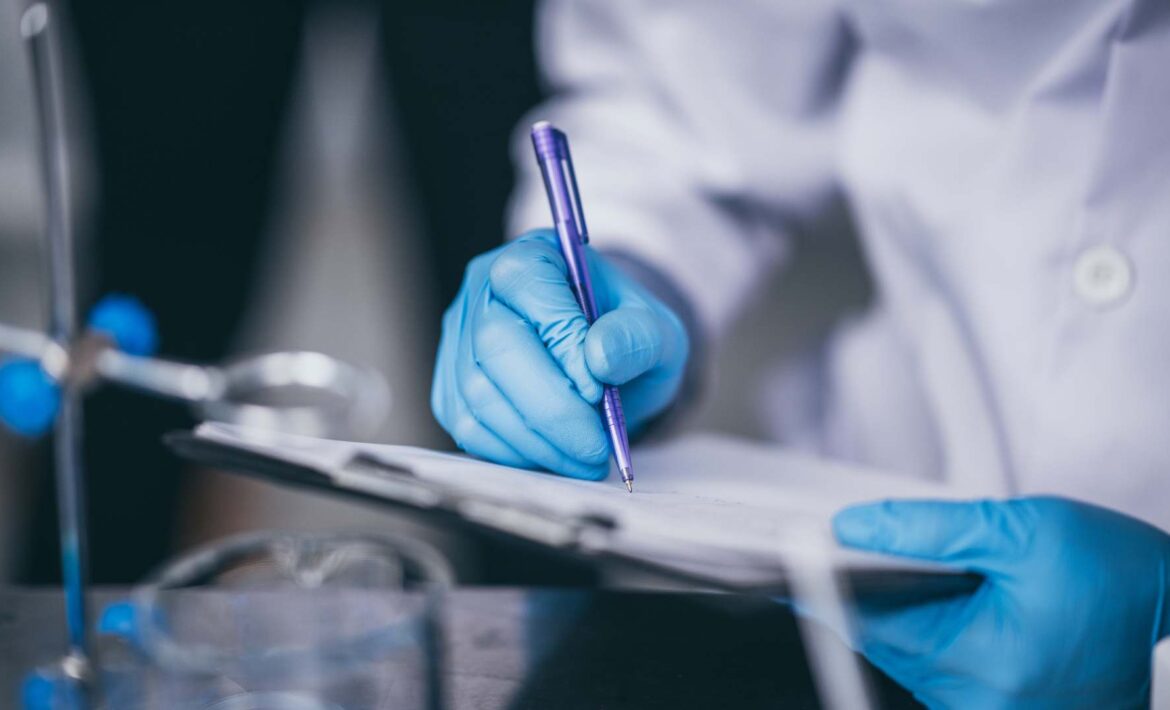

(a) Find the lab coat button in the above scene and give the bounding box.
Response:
[1073,245,1132,307]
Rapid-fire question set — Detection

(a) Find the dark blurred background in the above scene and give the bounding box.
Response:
[0,2,891,706]
[0,0,870,587]
[3,0,545,585]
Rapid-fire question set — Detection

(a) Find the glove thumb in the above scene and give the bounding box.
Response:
[833,499,1032,570]
[584,307,667,386]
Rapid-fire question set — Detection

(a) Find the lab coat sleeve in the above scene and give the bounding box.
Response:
[508,0,854,340]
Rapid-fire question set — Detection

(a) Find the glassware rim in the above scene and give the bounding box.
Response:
[131,530,454,675]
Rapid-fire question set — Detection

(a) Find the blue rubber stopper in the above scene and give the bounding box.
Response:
[0,360,60,437]
[97,600,140,645]
[20,669,81,710]
[88,294,158,357]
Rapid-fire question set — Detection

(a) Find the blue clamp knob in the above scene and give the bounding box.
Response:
[0,295,157,437]
[97,599,141,646]
[21,668,82,710]
[88,294,158,357]
[0,360,60,437]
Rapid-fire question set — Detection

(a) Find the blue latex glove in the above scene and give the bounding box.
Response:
[833,497,1170,709]
[432,229,689,480]
[0,294,157,436]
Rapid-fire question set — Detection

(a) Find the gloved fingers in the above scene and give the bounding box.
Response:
[471,293,611,469]
[487,230,602,404]
[432,252,607,476]
[432,299,533,470]
[456,309,608,481]
[850,588,985,663]
[856,594,1018,703]
[844,591,999,709]
[833,499,1032,571]
[446,391,533,469]
[859,643,946,702]
[432,404,530,469]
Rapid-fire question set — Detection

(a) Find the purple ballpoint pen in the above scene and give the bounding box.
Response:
[530,121,635,493]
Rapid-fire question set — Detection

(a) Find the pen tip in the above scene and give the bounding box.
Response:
[622,469,634,494]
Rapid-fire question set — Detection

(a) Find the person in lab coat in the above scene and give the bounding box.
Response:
[432,1,1170,706]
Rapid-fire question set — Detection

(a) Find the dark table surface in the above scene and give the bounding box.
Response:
[2,587,918,709]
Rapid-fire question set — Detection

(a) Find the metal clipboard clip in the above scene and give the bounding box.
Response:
[168,433,621,555]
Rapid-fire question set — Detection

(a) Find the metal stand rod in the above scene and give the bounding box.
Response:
[781,529,875,710]
[22,2,92,683]
[424,588,447,710]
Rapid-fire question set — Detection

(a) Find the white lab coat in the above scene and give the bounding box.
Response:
[508,0,1170,532]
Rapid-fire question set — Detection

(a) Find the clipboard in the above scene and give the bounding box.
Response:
[166,428,980,604]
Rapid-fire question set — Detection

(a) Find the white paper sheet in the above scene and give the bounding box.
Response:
[194,423,969,585]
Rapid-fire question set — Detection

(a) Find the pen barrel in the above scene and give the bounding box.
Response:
[532,120,633,484]
[557,220,600,322]
[602,386,632,473]
[531,123,566,161]
[532,122,589,243]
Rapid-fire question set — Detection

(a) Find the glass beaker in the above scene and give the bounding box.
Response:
[99,531,453,710]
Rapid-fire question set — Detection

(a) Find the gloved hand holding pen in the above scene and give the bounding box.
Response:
[833,497,1170,709]
[431,229,689,480]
